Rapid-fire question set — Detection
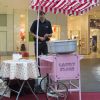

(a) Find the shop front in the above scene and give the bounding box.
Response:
[89,17,100,53]
[67,11,100,55]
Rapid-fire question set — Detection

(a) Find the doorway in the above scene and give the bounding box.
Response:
[90,29,100,54]
[91,35,97,52]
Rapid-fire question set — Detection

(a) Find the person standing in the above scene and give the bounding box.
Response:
[30,11,53,57]
[30,11,53,93]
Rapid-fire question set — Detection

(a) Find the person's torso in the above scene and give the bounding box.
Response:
[35,20,50,36]
[34,20,51,42]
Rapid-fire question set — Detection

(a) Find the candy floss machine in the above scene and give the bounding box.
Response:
[39,54,82,100]
[47,40,77,54]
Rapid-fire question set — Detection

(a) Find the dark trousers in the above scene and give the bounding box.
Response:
[34,42,48,65]
[34,42,48,57]
[34,42,48,75]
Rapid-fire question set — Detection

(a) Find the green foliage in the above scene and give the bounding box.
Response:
[29,32,34,41]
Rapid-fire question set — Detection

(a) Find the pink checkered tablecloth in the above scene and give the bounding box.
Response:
[1,59,39,80]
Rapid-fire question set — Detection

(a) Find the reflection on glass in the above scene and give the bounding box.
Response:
[51,25,60,41]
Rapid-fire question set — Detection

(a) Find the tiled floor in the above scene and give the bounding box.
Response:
[80,58,100,92]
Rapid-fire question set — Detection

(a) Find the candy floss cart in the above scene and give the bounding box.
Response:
[39,40,82,100]
[30,0,99,99]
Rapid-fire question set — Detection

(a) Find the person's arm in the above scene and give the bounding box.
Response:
[44,33,52,38]
[31,33,45,41]
[30,21,45,41]
[44,21,52,39]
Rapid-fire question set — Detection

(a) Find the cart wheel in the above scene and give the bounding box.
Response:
[47,81,68,100]
[40,75,49,93]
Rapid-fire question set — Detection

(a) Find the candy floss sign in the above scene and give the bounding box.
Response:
[59,62,75,72]
[56,56,79,80]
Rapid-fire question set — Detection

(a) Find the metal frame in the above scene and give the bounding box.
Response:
[0,79,39,100]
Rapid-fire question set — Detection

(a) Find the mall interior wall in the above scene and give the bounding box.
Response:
[89,13,100,53]
[0,8,67,56]
[0,8,28,55]
[68,14,90,55]
[0,7,100,55]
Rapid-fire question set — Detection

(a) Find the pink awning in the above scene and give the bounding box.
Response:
[31,0,99,15]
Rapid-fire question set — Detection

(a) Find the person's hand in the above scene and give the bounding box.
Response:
[39,37,45,41]
[44,34,49,39]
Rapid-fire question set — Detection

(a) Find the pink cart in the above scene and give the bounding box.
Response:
[39,54,82,100]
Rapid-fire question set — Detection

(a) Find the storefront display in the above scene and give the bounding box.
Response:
[50,25,60,41]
